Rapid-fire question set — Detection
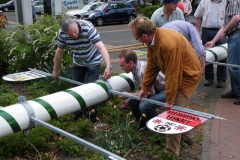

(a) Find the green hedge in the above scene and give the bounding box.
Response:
[142,5,160,19]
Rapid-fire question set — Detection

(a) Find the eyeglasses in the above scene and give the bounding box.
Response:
[135,34,142,40]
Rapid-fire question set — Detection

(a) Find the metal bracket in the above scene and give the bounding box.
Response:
[98,74,113,100]
[18,95,35,136]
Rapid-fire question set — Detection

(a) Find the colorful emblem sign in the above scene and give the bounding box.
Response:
[147,110,208,134]
[2,71,47,82]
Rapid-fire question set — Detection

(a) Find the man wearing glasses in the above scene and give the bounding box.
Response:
[129,17,201,157]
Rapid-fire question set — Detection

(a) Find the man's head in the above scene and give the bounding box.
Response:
[118,49,137,73]
[129,17,156,43]
[0,10,3,15]
[163,0,179,11]
[60,16,79,38]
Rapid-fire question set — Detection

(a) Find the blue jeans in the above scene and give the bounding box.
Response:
[72,64,101,118]
[202,28,227,82]
[184,15,189,22]
[227,33,240,96]
[128,91,166,127]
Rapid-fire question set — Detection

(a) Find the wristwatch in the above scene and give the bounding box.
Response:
[106,66,112,70]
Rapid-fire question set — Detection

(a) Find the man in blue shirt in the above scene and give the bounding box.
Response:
[52,16,112,122]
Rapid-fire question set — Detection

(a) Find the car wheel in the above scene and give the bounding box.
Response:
[128,15,136,22]
[96,17,103,26]
[3,7,9,12]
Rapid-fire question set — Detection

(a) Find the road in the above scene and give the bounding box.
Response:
[4,11,196,48]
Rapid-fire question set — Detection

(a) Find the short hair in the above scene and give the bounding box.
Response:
[129,17,156,37]
[60,16,75,32]
[118,49,137,64]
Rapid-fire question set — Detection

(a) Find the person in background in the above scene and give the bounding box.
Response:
[182,0,192,22]
[32,4,36,23]
[129,17,201,156]
[204,0,240,105]
[162,20,205,74]
[194,0,227,88]
[117,49,166,131]
[52,16,112,122]
[0,10,7,29]
[177,0,184,13]
[151,0,184,27]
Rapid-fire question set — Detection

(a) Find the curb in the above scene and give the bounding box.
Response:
[107,43,147,53]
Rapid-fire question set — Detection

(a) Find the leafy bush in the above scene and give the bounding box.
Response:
[0,14,72,76]
[142,5,160,18]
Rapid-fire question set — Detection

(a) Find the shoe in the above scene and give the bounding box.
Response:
[234,97,240,105]
[183,139,193,145]
[204,80,213,86]
[217,81,225,88]
[221,92,238,98]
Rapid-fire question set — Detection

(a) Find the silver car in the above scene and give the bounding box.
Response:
[33,1,43,14]
[66,2,104,19]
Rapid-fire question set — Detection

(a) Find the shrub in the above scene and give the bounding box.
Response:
[142,5,160,18]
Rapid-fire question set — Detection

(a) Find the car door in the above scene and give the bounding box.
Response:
[103,3,118,22]
[115,2,128,21]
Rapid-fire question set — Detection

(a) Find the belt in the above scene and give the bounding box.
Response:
[202,27,220,31]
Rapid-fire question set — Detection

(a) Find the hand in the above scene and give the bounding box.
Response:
[204,41,214,49]
[52,70,60,79]
[117,99,129,109]
[118,92,130,99]
[138,90,148,101]
[102,67,111,80]
[164,102,173,110]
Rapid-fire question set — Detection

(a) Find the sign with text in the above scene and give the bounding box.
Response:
[2,71,47,82]
[147,110,208,134]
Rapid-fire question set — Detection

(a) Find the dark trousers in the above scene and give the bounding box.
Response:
[202,28,227,82]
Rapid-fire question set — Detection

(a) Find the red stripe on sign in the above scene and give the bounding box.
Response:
[158,110,208,127]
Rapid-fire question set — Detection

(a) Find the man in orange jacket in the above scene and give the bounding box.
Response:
[0,10,7,29]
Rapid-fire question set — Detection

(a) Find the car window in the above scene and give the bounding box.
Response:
[117,2,127,8]
[109,3,117,9]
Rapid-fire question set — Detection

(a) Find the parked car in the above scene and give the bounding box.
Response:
[82,1,137,26]
[128,0,152,8]
[66,2,104,19]
[33,1,44,14]
[0,0,14,12]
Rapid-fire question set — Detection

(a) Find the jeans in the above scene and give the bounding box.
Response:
[128,91,166,127]
[72,64,101,118]
[227,33,240,96]
[184,15,189,22]
[202,28,227,82]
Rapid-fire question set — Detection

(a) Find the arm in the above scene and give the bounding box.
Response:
[199,55,206,75]
[205,15,240,49]
[195,17,202,33]
[94,41,112,80]
[52,48,64,79]
[187,1,192,16]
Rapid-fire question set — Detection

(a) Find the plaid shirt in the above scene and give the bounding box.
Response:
[133,60,165,93]
[224,0,240,35]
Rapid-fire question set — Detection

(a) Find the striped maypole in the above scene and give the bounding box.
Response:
[0,73,134,138]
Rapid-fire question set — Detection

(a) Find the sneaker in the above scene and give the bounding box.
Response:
[217,81,225,88]
[183,139,193,145]
[221,92,238,98]
[234,97,240,105]
[204,80,213,86]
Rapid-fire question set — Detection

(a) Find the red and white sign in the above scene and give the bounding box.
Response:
[2,71,47,82]
[147,110,208,134]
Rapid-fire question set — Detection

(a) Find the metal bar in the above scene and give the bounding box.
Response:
[31,117,125,160]
[109,90,227,120]
[29,68,84,86]
[205,61,240,68]
[32,68,225,120]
